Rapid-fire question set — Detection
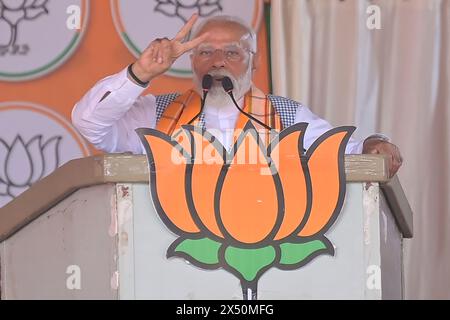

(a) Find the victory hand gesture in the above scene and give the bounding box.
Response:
[130,14,209,83]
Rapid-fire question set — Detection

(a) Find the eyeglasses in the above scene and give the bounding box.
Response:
[194,43,254,62]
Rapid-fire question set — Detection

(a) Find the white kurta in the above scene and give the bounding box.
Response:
[72,67,368,154]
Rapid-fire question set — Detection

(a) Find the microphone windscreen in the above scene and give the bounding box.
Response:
[202,74,213,91]
[221,77,234,92]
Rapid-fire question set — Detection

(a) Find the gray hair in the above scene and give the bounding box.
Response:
[190,15,257,53]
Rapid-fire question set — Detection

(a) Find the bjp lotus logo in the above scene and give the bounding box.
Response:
[0,0,49,49]
[0,135,60,199]
[155,0,222,23]
[137,122,354,300]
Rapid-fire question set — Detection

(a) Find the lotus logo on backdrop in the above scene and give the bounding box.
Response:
[0,0,49,52]
[0,0,89,81]
[155,0,222,23]
[0,135,60,199]
[137,122,354,299]
[111,0,263,77]
[0,102,90,207]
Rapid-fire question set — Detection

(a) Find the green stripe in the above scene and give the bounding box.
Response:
[264,2,273,94]
[122,32,141,57]
[0,34,80,78]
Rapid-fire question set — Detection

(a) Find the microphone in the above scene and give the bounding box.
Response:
[221,77,272,131]
[187,74,213,125]
[202,73,213,93]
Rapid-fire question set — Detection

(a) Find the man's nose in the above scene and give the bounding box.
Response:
[211,51,226,68]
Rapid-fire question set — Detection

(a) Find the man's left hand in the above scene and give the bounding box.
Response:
[362,138,403,178]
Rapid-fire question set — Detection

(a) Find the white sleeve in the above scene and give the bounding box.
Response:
[71,67,157,154]
[294,104,364,154]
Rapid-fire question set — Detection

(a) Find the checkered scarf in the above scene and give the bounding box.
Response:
[156,86,283,143]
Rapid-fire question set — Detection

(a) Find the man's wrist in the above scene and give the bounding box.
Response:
[127,63,150,87]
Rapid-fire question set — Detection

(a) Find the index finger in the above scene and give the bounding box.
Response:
[178,32,210,55]
[173,14,199,41]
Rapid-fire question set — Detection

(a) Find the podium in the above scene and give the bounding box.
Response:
[0,154,413,299]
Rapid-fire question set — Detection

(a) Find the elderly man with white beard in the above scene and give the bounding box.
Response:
[72,14,403,177]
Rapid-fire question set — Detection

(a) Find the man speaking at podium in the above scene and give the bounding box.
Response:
[72,14,403,177]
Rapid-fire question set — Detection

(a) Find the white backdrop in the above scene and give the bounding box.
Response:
[271,0,450,299]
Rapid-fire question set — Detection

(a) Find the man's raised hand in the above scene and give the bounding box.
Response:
[130,14,209,83]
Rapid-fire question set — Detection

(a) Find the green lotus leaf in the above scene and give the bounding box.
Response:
[279,239,333,267]
[171,237,221,266]
[224,246,276,282]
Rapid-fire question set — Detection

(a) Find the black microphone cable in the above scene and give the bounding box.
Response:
[221,77,272,131]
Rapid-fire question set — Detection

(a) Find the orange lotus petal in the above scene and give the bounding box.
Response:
[189,129,225,239]
[271,128,309,241]
[173,129,192,154]
[219,130,280,244]
[142,133,200,234]
[299,130,351,237]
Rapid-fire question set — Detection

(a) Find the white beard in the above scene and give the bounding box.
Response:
[193,65,253,108]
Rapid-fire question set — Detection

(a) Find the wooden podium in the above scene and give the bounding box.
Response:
[0,154,413,299]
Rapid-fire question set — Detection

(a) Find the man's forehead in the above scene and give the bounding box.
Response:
[197,21,249,38]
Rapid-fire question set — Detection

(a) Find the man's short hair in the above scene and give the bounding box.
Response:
[190,15,257,53]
